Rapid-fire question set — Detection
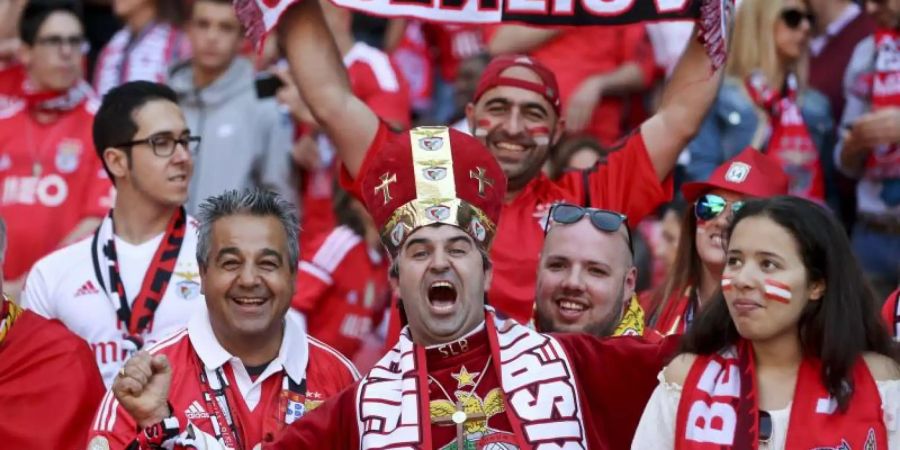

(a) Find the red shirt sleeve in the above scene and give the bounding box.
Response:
[291,262,333,313]
[338,122,392,201]
[554,131,672,223]
[267,384,359,450]
[0,311,106,450]
[557,333,679,450]
[882,288,900,337]
[356,63,412,129]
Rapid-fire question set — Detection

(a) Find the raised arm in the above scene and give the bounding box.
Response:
[641,26,725,181]
[277,0,379,178]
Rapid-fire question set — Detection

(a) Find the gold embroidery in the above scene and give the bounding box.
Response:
[469,167,494,197]
[613,295,646,337]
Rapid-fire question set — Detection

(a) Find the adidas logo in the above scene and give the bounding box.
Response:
[185,401,209,419]
[75,280,100,297]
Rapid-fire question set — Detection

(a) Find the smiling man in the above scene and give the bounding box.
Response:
[534,203,659,340]
[278,0,726,324]
[21,81,206,387]
[89,189,359,450]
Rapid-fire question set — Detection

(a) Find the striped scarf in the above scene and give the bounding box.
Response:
[0,296,22,345]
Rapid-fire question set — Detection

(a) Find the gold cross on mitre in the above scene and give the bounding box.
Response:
[469,167,493,197]
[374,172,397,205]
[431,400,487,450]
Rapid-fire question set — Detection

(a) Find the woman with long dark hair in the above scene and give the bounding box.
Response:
[649,148,789,335]
[634,196,900,449]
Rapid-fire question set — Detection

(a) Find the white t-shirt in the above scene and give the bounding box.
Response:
[21,217,207,387]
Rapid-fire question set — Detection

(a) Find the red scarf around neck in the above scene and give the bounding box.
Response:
[745,72,825,202]
[864,29,900,183]
[675,340,886,450]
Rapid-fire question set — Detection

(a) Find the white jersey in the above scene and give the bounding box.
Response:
[21,216,206,387]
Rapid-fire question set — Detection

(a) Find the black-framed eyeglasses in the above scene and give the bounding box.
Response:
[759,410,773,444]
[694,193,745,222]
[34,34,90,54]
[780,8,814,30]
[543,203,633,255]
[115,133,201,157]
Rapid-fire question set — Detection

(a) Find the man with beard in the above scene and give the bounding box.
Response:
[534,203,660,340]
[276,0,726,325]
[112,122,678,450]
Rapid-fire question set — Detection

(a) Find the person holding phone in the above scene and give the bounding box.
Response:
[167,0,296,214]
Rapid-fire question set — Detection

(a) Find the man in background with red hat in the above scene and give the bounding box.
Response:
[112,124,677,450]
[276,0,728,325]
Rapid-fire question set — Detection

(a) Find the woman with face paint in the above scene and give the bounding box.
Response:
[649,148,789,336]
[633,196,900,449]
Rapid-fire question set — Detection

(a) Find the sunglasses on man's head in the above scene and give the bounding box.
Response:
[694,193,745,222]
[781,8,815,29]
[544,203,633,255]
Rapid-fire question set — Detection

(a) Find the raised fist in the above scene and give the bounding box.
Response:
[112,351,173,428]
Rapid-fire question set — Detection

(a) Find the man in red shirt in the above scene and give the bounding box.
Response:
[0,218,106,450]
[0,1,112,295]
[90,189,359,450]
[487,24,656,145]
[280,0,725,324]
[292,187,391,367]
[286,0,411,257]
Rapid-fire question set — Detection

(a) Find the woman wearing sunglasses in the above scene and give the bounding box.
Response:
[650,148,789,335]
[684,0,834,204]
[633,196,900,449]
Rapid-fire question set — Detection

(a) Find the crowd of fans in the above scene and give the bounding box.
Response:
[0,0,898,448]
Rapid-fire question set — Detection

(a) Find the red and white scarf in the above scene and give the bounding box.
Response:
[93,23,187,96]
[0,64,94,119]
[91,208,188,350]
[234,0,733,72]
[745,72,825,202]
[863,29,900,183]
[355,307,587,449]
[675,340,887,450]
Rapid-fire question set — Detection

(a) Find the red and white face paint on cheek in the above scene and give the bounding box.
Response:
[763,279,792,304]
[525,125,551,147]
[721,276,734,292]
[474,119,493,139]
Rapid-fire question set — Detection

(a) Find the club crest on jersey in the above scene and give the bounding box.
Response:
[175,271,201,300]
[87,436,110,450]
[285,399,305,424]
[55,139,83,174]
[425,205,451,221]
[724,162,751,183]
[419,136,444,151]
[422,166,447,181]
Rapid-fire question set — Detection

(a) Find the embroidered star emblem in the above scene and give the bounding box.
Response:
[451,365,480,389]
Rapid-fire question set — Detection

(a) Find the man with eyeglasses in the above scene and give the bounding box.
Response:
[837,0,900,302]
[534,204,662,340]
[21,81,207,388]
[0,0,113,298]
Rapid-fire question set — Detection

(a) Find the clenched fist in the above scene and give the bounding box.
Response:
[112,351,173,428]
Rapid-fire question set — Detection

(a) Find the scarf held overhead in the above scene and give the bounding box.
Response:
[234,0,733,70]
[355,307,587,449]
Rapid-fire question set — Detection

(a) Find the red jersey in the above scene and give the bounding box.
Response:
[423,23,485,82]
[87,310,359,450]
[341,125,670,324]
[514,25,655,145]
[270,324,679,450]
[881,288,900,338]
[0,306,105,450]
[0,69,112,280]
[299,42,410,256]
[292,225,391,359]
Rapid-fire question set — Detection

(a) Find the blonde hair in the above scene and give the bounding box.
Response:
[726,0,809,88]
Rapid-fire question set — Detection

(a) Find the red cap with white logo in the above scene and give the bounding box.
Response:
[681,147,790,202]
[473,54,561,115]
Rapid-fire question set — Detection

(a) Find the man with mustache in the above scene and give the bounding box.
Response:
[277,0,726,325]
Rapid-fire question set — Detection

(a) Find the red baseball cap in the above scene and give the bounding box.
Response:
[681,147,790,202]
[473,54,561,115]
[356,126,507,256]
